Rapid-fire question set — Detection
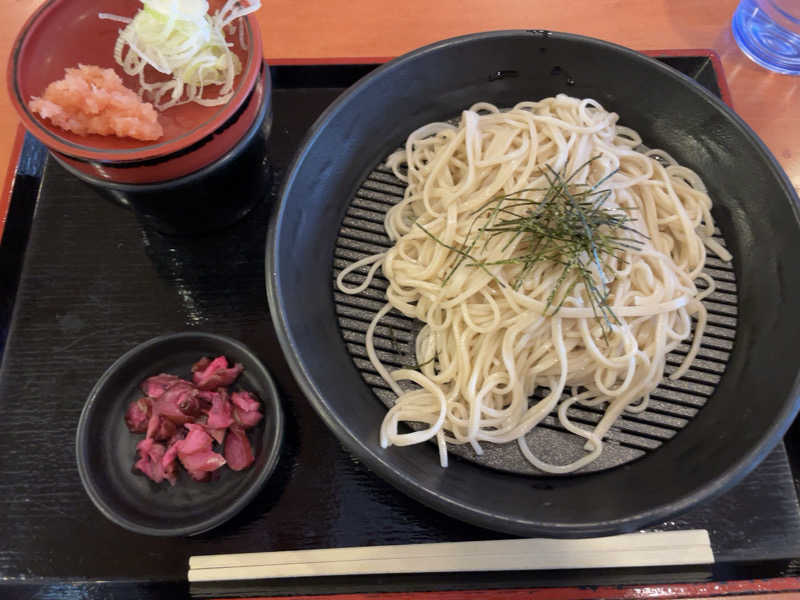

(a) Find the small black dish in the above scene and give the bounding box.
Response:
[76,332,284,536]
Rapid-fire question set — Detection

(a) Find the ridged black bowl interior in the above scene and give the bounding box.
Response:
[333,165,737,475]
[267,31,800,536]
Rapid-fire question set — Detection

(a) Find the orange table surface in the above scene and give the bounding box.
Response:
[1,0,798,232]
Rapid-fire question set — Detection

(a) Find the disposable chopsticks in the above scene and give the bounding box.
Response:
[188,529,713,582]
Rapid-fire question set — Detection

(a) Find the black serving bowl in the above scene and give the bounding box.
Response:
[76,332,284,536]
[267,30,800,536]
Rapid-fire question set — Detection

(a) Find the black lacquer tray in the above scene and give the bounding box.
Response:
[1,56,800,599]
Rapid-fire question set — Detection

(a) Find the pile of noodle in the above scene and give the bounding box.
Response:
[337,94,731,473]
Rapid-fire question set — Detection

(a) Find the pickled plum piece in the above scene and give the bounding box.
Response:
[124,355,262,486]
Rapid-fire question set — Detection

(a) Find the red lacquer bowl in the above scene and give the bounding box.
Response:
[7,0,263,184]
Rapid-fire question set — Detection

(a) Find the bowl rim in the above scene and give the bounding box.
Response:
[266,29,800,537]
[75,331,284,536]
[7,0,263,163]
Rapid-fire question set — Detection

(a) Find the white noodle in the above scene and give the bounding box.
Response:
[338,95,731,473]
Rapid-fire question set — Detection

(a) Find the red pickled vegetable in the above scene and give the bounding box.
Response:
[125,397,151,433]
[135,438,175,485]
[204,427,227,445]
[145,414,177,441]
[162,439,179,471]
[192,355,244,390]
[125,355,262,486]
[233,406,262,429]
[154,381,200,423]
[140,373,184,398]
[231,390,260,412]
[179,450,227,474]
[206,390,234,429]
[191,357,212,373]
[224,425,254,471]
[231,390,262,429]
[175,424,226,474]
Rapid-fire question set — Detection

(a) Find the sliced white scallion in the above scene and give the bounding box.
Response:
[103,0,260,110]
[99,13,133,24]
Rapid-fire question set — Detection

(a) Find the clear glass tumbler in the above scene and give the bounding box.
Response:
[732,0,800,75]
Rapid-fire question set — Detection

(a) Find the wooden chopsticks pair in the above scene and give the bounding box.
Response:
[188,529,713,582]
